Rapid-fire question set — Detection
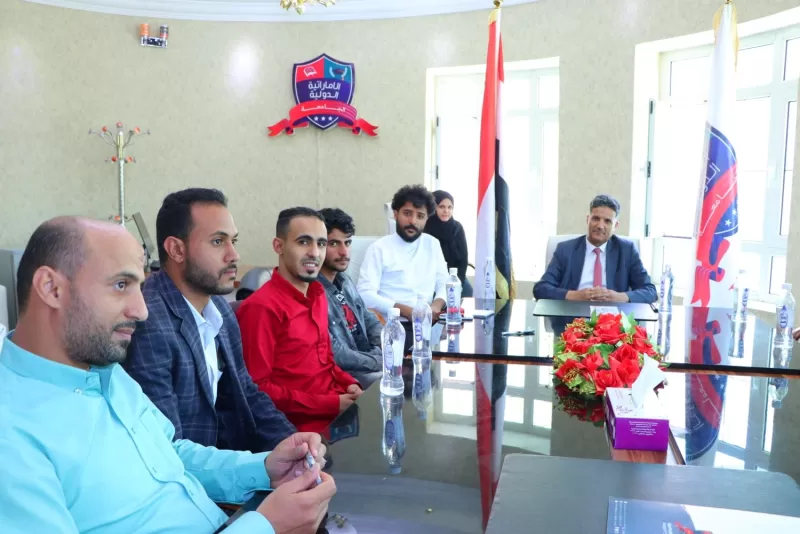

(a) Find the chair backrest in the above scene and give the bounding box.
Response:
[545,234,640,268]
[236,267,274,300]
[0,285,7,330]
[384,202,395,236]
[346,236,380,284]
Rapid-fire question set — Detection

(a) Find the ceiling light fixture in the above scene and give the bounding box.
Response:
[280,0,336,15]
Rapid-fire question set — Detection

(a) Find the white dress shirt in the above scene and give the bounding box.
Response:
[357,231,449,317]
[578,238,608,290]
[183,296,224,403]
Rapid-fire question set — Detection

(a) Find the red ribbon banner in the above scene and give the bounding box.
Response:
[268,100,378,137]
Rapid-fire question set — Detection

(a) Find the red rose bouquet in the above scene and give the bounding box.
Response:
[553,312,667,398]
[554,384,606,426]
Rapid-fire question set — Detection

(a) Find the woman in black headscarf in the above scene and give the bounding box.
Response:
[424,190,473,297]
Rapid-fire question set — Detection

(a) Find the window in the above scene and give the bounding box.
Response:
[431,64,560,281]
[648,27,800,300]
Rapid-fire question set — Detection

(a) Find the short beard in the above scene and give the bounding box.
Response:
[185,256,235,296]
[396,221,422,243]
[298,273,318,283]
[64,294,133,367]
[323,259,348,274]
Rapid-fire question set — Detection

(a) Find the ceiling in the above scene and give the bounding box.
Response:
[23,0,539,22]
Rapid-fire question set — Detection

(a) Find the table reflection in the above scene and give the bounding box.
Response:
[430,299,798,376]
[326,353,800,533]
[660,344,796,480]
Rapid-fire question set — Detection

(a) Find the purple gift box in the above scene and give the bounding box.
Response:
[604,387,669,451]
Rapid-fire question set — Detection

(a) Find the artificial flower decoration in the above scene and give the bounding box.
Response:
[553,313,667,398]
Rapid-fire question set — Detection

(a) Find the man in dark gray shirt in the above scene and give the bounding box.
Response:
[318,208,382,388]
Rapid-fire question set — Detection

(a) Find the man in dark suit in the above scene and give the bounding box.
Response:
[125,188,296,452]
[533,194,657,304]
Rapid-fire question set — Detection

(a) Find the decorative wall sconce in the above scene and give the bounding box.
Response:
[140,23,169,48]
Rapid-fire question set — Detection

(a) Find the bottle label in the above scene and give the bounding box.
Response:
[447,286,457,308]
[448,336,459,353]
[659,278,665,300]
[383,341,394,371]
[384,420,395,447]
[779,306,789,329]
[413,318,423,343]
[740,288,749,313]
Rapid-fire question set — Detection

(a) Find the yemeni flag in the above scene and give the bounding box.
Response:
[685,1,739,465]
[474,4,514,302]
[475,3,511,528]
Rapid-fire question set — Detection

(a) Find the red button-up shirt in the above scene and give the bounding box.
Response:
[237,268,357,432]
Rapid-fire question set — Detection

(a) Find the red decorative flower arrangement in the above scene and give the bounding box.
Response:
[553,312,667,399]
[554,384,606,426]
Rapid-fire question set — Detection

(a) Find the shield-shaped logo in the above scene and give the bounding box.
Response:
[268,53,377,137]
[293,54,355,130]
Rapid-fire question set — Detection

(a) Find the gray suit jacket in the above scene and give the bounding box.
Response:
[318,272,383,375]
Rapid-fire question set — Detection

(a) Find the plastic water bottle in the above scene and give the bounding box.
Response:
[769,377,788,409]
[728,319,746,359]
[655,312,671,359]
[380,308,406,396]
[381,393,406,474]
[411,293,432,353]
[658,265,675,313]
[445,268,462,326]
[732,270,749,323]
[412,351,432,419]
[775,283,795,348]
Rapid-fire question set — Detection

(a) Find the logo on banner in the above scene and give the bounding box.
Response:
[692,125,738,307]
[268,54,378,137]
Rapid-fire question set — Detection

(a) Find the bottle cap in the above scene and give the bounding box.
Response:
[417,293,428,301]
[449,268,458,276]
[388,308,401,319]
[390,466,402,474]
[782,283,792,290]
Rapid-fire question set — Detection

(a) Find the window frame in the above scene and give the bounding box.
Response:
[429,64,560,282]
[648,26,800,302]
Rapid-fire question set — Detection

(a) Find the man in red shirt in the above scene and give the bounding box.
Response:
[237,207,362,432]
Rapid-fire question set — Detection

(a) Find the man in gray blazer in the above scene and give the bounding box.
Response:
[318,208,382,388]
[533,194,657,304]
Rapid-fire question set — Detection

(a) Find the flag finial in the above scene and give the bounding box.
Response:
[713,0,739,68]
[489,0,502,23]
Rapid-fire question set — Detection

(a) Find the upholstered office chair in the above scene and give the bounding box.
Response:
[235,267,274,301]
[345,236,379,285]
[544,234,640,268]
[345,202,395,285]
[0,285,8,330]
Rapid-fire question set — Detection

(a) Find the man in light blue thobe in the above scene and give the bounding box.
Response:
[0,217,335,534]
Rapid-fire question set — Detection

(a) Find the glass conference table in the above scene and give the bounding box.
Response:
[317,359,800,533]
[430,298,798,376]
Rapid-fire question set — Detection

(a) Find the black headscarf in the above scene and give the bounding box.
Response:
[424,190,469,281]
